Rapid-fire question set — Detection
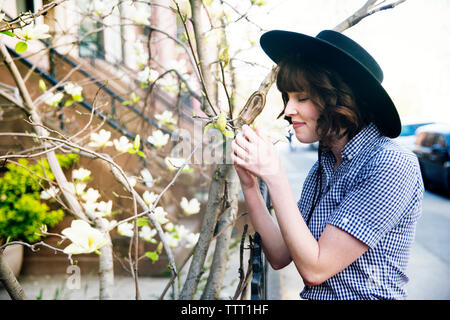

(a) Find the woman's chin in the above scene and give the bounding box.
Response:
[295,134,318,144]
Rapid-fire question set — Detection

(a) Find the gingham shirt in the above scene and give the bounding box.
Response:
[297,123,424,300]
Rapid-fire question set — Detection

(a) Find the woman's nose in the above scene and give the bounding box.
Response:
[284,100,297,116]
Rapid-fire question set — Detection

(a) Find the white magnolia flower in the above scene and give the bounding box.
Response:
[82,201,98,216]
[72,168,91,181]
[40,186,59,200]
[15,24,51,41]
[117,222,134,237]
[155,111,176,127]
[158,75,178,93]
[67,182,87,196]
[142,190,158,206]
[207,0,224,19]
[164,232,180,248]
[81,188,101,204]
[147,130,170,148]
[88,129,113,148]
[64,82,83,99]
[163,222,175,232]
[97,200,113,217]
[137,66,159,84]
[252,114,292,143]
[139,225,157,243]
[165,157,191,172]
[175,224,190,240]
[43,91,63,107]
[127,3,151,25]
[184,232,199,248]
[90,0,113,16]
[133,42,148,68]
[107,219,117,230]
[180,197,200,215]
[153,206,169,225]
[168,59,188,75]
[113,136,133,153]
[62,220,108,255]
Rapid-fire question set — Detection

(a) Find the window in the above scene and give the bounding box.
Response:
[16,0,35,15]
[76,0,105,59]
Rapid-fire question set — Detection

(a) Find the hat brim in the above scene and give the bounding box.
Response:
[260,30,401,138]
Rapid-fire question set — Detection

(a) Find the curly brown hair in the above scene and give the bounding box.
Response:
[276,54,372,146]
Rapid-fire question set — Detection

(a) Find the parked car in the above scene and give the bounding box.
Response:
[394,122,434,151]
[412,123,450,191]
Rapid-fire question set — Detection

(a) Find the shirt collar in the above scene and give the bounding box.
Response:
[340,122,381,161]
[319,122,382,163]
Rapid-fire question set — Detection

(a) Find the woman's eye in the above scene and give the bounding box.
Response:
[297,97,308,102]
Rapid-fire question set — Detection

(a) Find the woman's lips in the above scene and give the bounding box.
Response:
[293,122,305,129]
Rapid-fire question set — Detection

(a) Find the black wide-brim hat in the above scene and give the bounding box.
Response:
[260,30,401,138]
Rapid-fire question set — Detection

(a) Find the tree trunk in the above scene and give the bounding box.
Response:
[0,249,27,300]
[200,167,239,299]
[179,163,236,299]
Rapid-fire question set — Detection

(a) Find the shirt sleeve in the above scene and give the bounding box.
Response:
[328,149,422,249]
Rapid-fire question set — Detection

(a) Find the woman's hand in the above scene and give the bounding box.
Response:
[233,162,258,190]
[231,124,283,185]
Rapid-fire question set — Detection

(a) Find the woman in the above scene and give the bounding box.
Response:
[231,30,424,300]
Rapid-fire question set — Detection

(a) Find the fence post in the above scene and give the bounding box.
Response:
[250,178,271,300]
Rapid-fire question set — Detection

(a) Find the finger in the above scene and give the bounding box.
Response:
[234,131,252,152]
[231,152,248,169]
[242,124,259,143]
[232,140,249,161]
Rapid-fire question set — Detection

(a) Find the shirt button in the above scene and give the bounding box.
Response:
[347,154,353,160]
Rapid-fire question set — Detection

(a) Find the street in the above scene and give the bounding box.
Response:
[276,143,450,300]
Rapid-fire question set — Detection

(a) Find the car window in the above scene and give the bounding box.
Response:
[436,134,446,148]
[416,132,437,147]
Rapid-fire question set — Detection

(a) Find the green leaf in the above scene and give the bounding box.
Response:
[122,100,131,106]
[203,123,215,134]
[137,217,148,227]
[39,80,47,92]
[15,41,28,53]
[73,95,83,102]
[64,99,74,107]
[223,130,235,139]
[1,30,15,37]
[219,46,230,68]
[145,251,159,262]
[136,150,146,158]
[133,135,140,150]
[130,92,140,103]
[216,112,227,132]
[127,147,137,154]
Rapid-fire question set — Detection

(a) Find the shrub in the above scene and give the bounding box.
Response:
[0,153,79,243]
